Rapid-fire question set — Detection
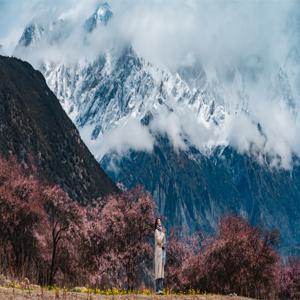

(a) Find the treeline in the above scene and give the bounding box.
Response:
[0,156,300,299]
[0,156,155,289]
[166,217,300,299]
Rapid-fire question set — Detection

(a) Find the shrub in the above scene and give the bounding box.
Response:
[278,258,300,299]
[0,156,157,289]
[165,230,202,291]
[2,155,300,298]
[84,187,156,290]
[166,216,280,299]
[199,216,279,298]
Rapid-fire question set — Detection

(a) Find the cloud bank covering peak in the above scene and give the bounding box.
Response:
[1,0,300,169]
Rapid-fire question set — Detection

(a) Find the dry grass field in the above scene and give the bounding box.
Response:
[0,287,255,300]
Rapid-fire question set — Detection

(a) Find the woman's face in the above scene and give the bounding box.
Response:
[157,218,161,226]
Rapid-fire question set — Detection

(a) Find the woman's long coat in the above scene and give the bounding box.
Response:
[154,228,165,279]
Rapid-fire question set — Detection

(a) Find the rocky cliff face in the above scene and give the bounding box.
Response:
[0,55,118,203]
[102,141,300,255]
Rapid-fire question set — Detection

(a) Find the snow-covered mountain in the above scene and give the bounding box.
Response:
[84,2,113,31]
[13,1,300,255]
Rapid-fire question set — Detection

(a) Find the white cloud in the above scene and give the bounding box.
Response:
[80,118,154,160]
[2,0,294,69]
[1,0,300,169]
[113,0,292,72]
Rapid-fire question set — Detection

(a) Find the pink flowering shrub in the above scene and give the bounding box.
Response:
[83,187,155,290]
[0,156,156,288]
[1,155,300,298]
[197,216,279,299]
[166,217,282,299]
[278,258,300,299]
[0,156,46,281]
[165,229,203,291]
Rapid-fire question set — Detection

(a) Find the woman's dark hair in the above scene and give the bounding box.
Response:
[155,217,161,230]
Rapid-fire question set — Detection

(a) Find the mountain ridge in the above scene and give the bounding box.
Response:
[11,3,300,255]
[0,55,118,203]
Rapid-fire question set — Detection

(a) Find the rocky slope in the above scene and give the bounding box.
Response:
[0,55,117,203]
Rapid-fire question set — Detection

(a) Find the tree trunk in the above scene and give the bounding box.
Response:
[49,231,58,286]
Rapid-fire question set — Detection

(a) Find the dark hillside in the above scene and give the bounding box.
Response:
[0,55,117,202]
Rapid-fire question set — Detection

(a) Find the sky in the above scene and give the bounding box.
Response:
[0,0,296,64]
[1,0,300,169]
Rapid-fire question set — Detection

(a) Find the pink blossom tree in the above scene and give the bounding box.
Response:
[84,187,156,290]
[165,229,203,291]
[189,216,279,299]
[278,258,300,299]
[42,186,85,286]
[0,156,45,280]
[3,155,300,297]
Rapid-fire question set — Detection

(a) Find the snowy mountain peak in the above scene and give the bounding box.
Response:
[16,18,70,51]
[18,23,45,47]
[84,2,113,32]
[12,1,300,170]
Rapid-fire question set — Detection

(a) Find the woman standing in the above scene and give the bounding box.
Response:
[154,218,166,294]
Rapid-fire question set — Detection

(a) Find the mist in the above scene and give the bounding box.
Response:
[1,0,300,169]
